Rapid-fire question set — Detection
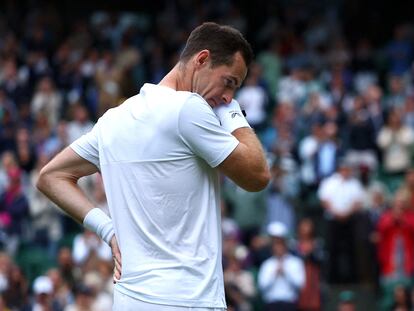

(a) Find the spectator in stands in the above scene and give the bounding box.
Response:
[31,76,62,129]
[377,108,414,177]
[56,247,80,290]
[384,74,409,110]
[397,168,414,211]
[0,151,18,195]
[292,218,324,311]
[63,284,94,311]
[14,126,37,175]
[314,121,342,183]
[2,264,30,310]
[47,268,74,311]
[66,104,94,144]
[71,229,112,272]
[224,251,256,311]
[376,190,414,284]
[83,271,112,311]
[258,221,305,311]
[344,95,378,172]
[336,290,356,311]
[28,153,63,256]
[0,167,29,256]
[236,62,269,132]
[27,275,61,311]
[318,159,365,283]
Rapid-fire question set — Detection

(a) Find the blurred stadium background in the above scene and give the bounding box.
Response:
[1,0,414,310]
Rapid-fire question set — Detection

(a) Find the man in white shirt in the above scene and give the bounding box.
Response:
[317,160,365,283]
[258,222,305,311]
[37,22,270,311]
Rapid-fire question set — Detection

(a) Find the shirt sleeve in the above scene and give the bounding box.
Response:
[70,119,101,169]
[178,95,239,168]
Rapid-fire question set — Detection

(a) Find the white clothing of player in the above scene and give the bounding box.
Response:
[70,83,239,309]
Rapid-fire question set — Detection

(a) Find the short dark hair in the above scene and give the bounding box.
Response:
[180,22,253,68]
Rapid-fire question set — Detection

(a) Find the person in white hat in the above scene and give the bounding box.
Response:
[257,222,305,311]
[29,275,60,311]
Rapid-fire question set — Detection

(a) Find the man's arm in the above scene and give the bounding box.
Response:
[217,127,270,192]
[36,146,122,280]
[36,147,99,222]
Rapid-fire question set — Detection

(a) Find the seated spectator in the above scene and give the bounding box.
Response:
[47,268,74,311]
[236,62,269,132]
[391,283,412,311]
[66,104,94,144]
[258,222,305,311]
[63,284,94,311]
[27,275,61,311]
[56,247,81,290]
[2,264,30,310]
[83,271,112,311]
[31,76,62,129]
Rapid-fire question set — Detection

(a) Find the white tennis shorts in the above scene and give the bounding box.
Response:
[113,290,226,311]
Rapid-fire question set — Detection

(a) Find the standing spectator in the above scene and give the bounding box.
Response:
[292,218,324,311]
[376,190,414,288]
[224,252,256,311]
[0,167,29,256]
[317,160,365,283]
[344,96,378,172]
[397,168,414,211]
[258,221,305,311]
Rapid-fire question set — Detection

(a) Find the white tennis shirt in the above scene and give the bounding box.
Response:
[70,83,239,308]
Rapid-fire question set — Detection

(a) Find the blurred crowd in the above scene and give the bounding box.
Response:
[1,0,414,310]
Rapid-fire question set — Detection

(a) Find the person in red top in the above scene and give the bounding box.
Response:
[376,189,414,281]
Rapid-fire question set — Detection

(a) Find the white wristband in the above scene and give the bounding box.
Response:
[83,208,115,245]
[214,99,250,133]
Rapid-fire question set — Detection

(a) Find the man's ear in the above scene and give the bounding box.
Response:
[194,50,210,68]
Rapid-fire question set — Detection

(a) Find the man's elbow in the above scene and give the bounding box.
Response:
[243,169,271,192]
[36,167,52,194]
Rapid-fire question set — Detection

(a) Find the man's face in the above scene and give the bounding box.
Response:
[193,51,247,108]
